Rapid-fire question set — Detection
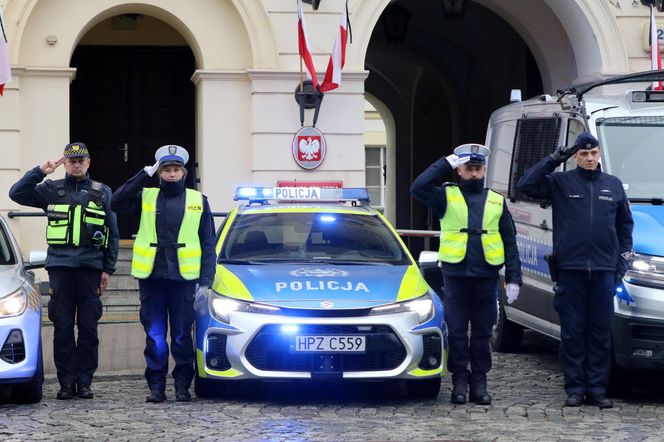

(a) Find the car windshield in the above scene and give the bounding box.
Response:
[220,212,411,265]
[0,225,17,265]
[596,116,664,199]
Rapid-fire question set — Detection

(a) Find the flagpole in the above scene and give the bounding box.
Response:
[300,56,304,93]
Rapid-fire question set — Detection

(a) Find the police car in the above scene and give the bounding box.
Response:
[194,186,446,399]
[0,215,45,403]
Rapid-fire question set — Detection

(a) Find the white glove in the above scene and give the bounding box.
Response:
[143,161,160,177]
[506,283,520,304]
[445,154,471,169]
[194,285,209,315]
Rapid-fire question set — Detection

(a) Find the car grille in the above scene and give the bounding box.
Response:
[245,324,407,372]
[1,329,25,364]
[205,333,231,371]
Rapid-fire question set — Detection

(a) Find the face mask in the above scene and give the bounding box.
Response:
[459,177,484,192]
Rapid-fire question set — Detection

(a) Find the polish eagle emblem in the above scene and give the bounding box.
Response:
[298,136,321,161]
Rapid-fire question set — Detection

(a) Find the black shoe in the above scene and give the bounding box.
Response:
[56,384,76,400]
[175,388,192,402]
[564,394,584,407]
[469,389,492,405]
[146,389,166,403]
[585,392,613,409]
[77,384,94,399]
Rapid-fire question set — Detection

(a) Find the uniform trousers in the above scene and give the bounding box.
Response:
[138,278,196,391]
[47,267,103,387]
[554,270,614,396]
[443,276,498,388]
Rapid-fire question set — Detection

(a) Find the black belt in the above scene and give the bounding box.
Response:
[459,228,487,235]
[149,243,186,248]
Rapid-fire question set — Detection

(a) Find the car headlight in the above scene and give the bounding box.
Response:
[368,293,435,324]
[625,253,664,288]
[0,289,27,318]
[209,294,281,323]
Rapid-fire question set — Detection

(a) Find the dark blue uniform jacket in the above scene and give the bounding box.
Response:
[9,166,119,274]
[111,170,216,287]
[516,156,634,274]
[410,157,522,284]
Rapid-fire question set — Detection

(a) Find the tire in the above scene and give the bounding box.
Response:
[607,353,630,398]
[12,337,44,404]
[492,295,524,353]
[406,378,441,399]
[194,360,226,399]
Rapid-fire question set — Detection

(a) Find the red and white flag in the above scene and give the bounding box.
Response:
[297,0,319,89]
[650,5,662,90]
[0,6,11,96]
[320,0,349,93]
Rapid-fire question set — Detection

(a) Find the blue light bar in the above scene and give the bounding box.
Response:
[233,186,371,203]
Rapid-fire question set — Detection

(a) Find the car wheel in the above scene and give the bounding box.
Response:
[406,378,441,399]
[492,294,523,353]
[194,360,226,399]
[12,337,44,404]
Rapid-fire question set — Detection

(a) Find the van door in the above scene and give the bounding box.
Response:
[506,117,563,338]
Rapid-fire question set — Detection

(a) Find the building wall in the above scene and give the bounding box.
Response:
[0,0,662,254]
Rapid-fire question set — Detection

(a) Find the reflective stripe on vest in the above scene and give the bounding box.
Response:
[131,188,204,280]
[438,186,505,265]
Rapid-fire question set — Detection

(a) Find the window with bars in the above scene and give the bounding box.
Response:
[365,145,386,210]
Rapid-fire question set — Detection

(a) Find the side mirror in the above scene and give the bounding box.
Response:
[25,250,47,270]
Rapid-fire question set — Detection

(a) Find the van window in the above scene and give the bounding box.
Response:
[563,119,586,171]
[508,118,562,203]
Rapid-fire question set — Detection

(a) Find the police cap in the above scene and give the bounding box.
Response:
[63,142,90,158]
[574,132,599,150]
[155,145,189,167]
[453,143,490,165]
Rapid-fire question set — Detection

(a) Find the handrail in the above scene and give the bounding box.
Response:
[8,210,229,218]
[396,229,439,238]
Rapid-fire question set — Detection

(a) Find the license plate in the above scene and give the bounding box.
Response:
[294,335,366,352]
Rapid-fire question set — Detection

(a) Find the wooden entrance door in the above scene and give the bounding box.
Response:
[70,46,196,238]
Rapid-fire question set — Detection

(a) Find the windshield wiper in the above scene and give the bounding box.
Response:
[629,198,664,206]
[217,258,265,265]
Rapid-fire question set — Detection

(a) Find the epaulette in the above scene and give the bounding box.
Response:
[442,182,458,187]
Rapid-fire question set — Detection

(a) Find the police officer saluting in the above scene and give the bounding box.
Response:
[112,145,215,403]
[517,132,633,409]
[411,144,522,405]
[9,142,119,400]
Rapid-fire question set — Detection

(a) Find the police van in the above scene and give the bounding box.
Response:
[485,70,664,392]
[194,185,447,399]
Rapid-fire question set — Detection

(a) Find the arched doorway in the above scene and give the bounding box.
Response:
[365,0,545,255]
[70,14,196,238]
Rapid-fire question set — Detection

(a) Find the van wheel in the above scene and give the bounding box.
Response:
[406,378,441,399]
[492,297,523,353]
[607,354,629,398]
[12,337,44,404]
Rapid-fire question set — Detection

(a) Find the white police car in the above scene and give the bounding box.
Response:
[194,186,446,399]
[0,216,46,403]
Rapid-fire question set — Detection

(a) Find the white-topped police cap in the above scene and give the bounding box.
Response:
[453,143,490,165]
[155,145,189,167]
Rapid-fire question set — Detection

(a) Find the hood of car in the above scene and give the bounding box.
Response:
[213,263,429,309]
[631,205,664,256]
[0,265,25,296]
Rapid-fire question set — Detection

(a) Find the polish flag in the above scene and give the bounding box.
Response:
[297,0,319,89]
[0,6,11,96]
[320,0,349,93]
[650,5,662,90]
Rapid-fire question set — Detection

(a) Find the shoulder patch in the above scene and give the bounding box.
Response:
[90,180,103,191]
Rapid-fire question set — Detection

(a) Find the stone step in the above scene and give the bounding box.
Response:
[107,274,138,291]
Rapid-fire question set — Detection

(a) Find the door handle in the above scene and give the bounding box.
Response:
[121,142,129,162]
[539,220,549,231]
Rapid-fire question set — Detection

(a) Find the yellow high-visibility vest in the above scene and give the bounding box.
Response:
[438,186,505,265]
[131,188,203,280]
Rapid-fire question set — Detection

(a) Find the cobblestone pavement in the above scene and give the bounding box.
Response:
[2,332,664,442]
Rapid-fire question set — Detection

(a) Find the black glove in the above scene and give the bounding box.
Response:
[549,144,581,165]
[615,273,624,286]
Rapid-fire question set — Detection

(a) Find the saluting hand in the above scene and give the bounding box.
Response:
[40,157,65,175]
[445,154,471,170]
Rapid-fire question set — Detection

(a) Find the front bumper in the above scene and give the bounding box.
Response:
[196,310,446,381]
[0,307,41,383]
[613,280,664,370]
